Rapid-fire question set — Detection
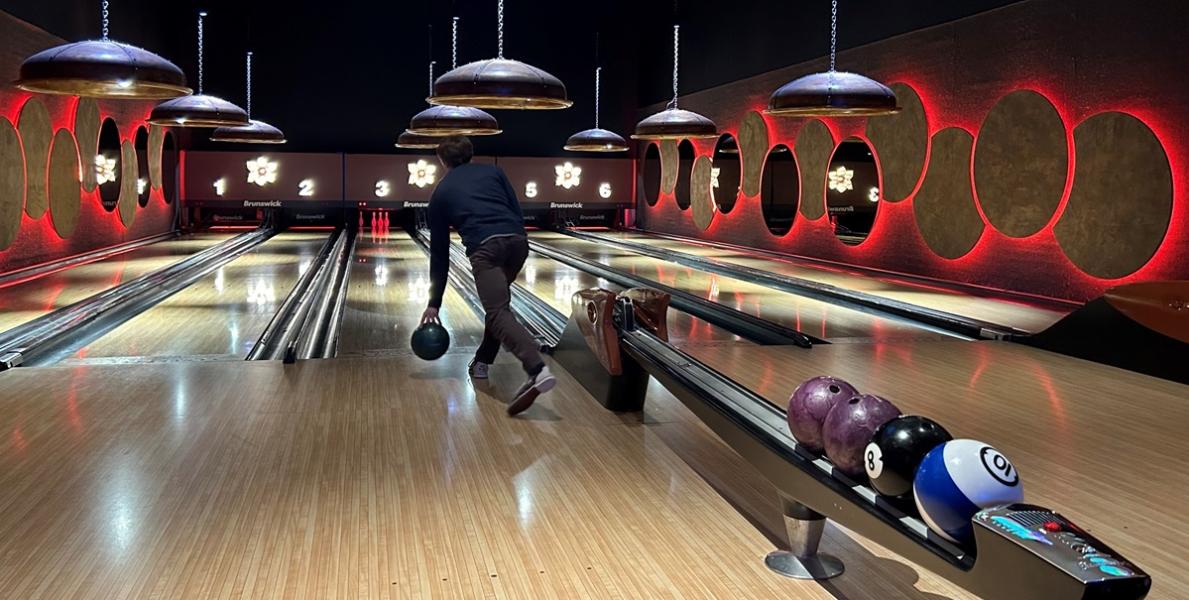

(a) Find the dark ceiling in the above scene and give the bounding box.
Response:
[4,0,1020,156]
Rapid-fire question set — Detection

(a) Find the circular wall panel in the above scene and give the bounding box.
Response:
[18,98,52,219]
[0,118,24,250]
[48,129,81,239]
[1055,112,1172,279]
[738,111,769,197]
[864,83,927,202]
[973,90,1069,238]
[712,134,741,213]
[826,137,881,246]
[660,140,679,195]
[75,98,100,193]
[760,145,799,236]
[117,140,138,226]
[913,128,985,259]
[795,120,833,220]
[691,155,715,230]
[148,124,165,190]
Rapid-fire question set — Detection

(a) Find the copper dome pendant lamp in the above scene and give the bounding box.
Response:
[395,130,441,150]
[632,25,718,141]
[15,0,189,99]
[149,12,248,128]
[428,0,571,110]
[407,20,502,137]
[564,67,628,152]
[765,0,899,117]
[210,52,286,144]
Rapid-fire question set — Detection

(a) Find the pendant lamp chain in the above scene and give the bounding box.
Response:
[197,11,206,94]
[452,17,459,69]
[245,51,252,118]
[497,0,505,58]
[428,60,436,97]
[669,25,679,110]
[829,0,838,73]
[101,0,110,40]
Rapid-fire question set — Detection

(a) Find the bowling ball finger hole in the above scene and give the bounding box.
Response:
[829,384,840,393]
[848,397,860,404]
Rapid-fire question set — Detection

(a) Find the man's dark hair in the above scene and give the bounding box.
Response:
[436,135,474,168]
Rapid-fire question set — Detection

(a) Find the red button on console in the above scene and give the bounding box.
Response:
[1043,521,1063,533]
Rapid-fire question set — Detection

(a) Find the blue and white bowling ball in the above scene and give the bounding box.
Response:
[913,439,1024,543]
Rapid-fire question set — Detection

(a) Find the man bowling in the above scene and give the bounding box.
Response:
[420,136,556,415]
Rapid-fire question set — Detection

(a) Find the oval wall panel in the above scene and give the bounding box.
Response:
[738,111,769,197]
[18,99,52,219]
[794,120,833,220]
[48,129,81,238]
[75,97,100,193]
[660,140,679,195]
[0,118,24,250]
[1055,112,1172,279]
[117,140,138,226]
[148,124,166,190]
[691,155,715,230]
[913,128,985,259]
[864,83,927,202]
[973,90,1069,238]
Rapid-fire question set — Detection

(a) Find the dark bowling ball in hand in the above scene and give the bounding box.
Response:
[787,376,860,455]
[822,393,902,479]
[411,322,451,360]
[864,415,953,503]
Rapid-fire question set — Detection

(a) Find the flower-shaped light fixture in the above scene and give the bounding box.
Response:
[765,0,899,117]
[211,52,286,144]
[149,12,248,128]
[554,162,581,189]
[828,166,855,192]
[246,156,278,186]
[95,155,118,185]
[407,20,502,137]
[15,1,189,99]
[395,131,441,150]
[564,66,628,152]
[429,1,571,110]
[633,25,718,140]
[408,159,438,188]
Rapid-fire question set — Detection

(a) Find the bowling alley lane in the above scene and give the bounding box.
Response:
[337,232,487,355]
[529,231,960,343]
[0,233,234,334]
[67,232,330,362]
[681,339,1189,595]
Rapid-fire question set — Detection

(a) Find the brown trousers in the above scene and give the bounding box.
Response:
[469,235,542,372]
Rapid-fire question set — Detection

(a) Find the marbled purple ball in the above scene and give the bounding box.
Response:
[822,393,902,478]
[786,376,860,454]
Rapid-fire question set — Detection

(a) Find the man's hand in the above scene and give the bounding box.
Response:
[420,307,440,325]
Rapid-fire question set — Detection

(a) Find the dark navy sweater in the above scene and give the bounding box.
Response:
[427,162,526,308]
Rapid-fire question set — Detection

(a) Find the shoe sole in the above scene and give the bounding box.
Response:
[507,375,556,416]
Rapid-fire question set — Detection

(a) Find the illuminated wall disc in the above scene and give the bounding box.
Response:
[660,139,679,195]
[48,129,81,238]
[691,155,715,230]
[738,111,769,197]
[148,124,166,190]
[75,97,101,193]
[864,83,927,203]
[0,118,24,250]
[913,128,984,259]
[794,120,833,220]
[1055,112,1172,279]
[18,98,52,218]
[117,139,138,226]
[973,90,1069,238]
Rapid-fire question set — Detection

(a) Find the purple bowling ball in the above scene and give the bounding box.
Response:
[823,393,902,478]
[787,376,860,454]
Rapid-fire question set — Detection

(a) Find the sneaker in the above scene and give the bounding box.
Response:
[507,365,556,416]
[469,359,490,380]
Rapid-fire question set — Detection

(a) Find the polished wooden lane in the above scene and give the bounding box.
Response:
[68,232,329,362]
[0,354,822,599]
[531,232,959,343]
[337,233,486,355]
[0,233,233,333]
[604,230,1072,333]
[680,340,1189,599]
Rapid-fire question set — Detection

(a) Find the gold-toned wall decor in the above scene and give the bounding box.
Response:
[659,139,679,195]
[0,118,24,250]
[148,125,166,190]
[794,120,833,220]
[1055,112,1172,279]
[48,129,81,238]
[973,90,1069,238]
[913,128,984,259]
[18,99,52,219]
[738,111,769,197]
[117,140,138,226]
[864,83,926,202]
[75,98,101,193]
[690,155,715,230]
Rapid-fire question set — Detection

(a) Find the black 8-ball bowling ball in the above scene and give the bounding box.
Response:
[865,415,952,502]
[411,322,451,360]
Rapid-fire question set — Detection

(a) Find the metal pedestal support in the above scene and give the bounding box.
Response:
[764,498,844,580]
